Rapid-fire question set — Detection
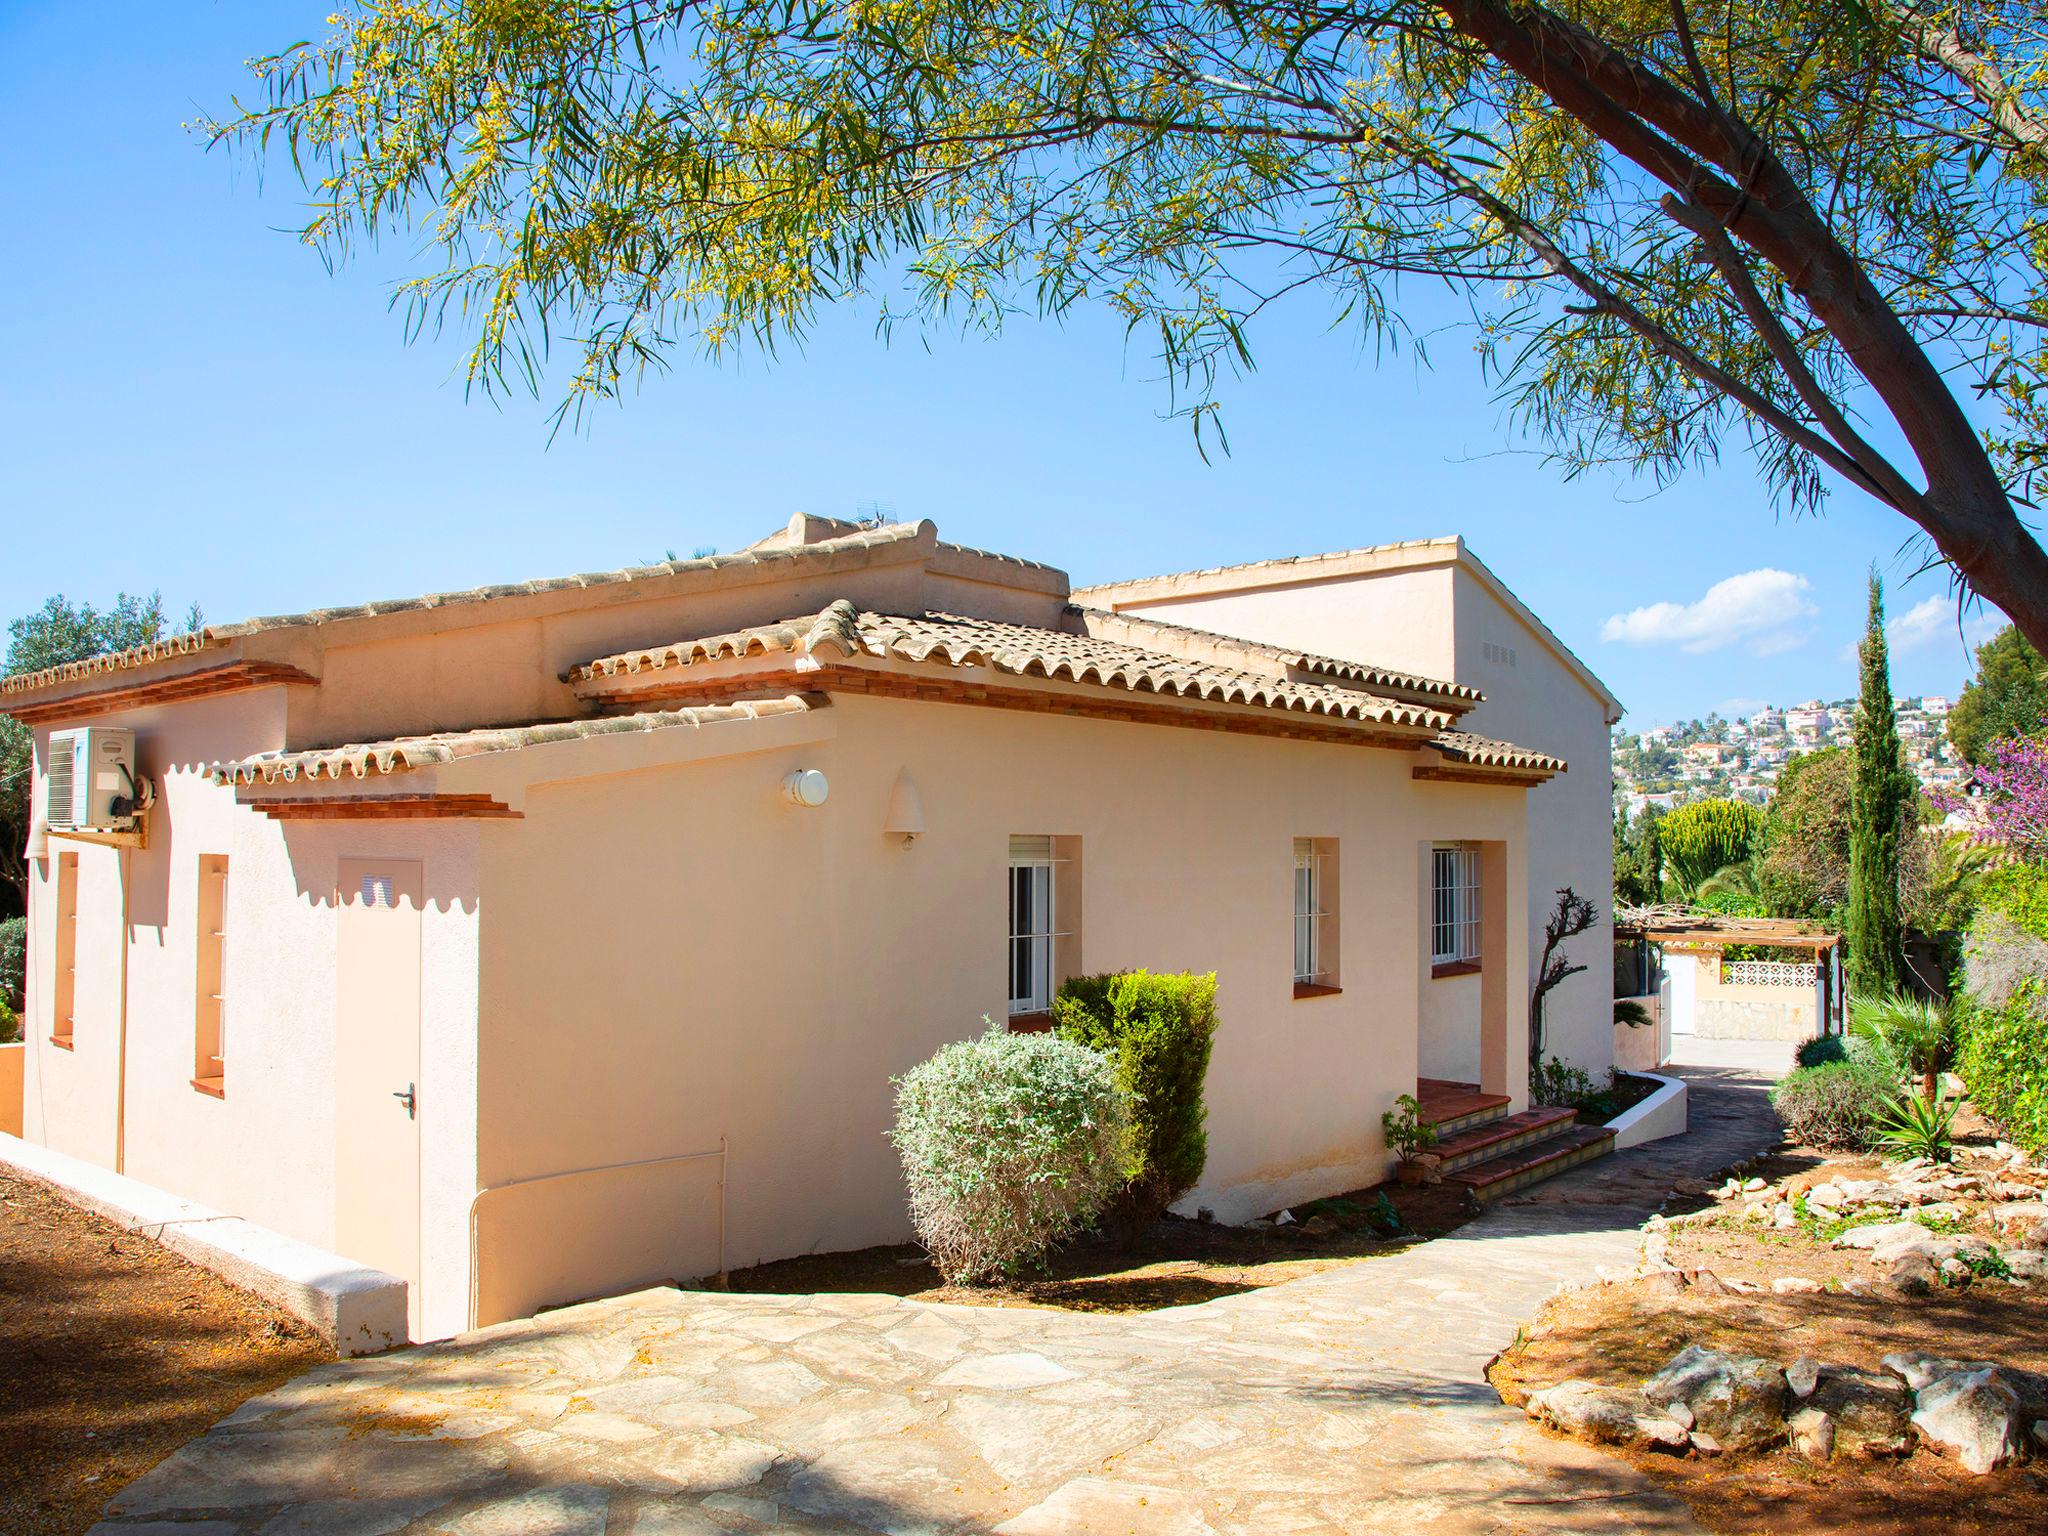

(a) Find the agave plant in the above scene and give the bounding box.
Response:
[1874,1092,1957,1165]
[1848,992,1953,1106]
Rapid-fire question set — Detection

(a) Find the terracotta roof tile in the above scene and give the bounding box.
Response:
[2,523,934,699]
[1075,606,1482,708]
[1429,731,1568,774]
[573,601,1470,733]
[211,696,818,786]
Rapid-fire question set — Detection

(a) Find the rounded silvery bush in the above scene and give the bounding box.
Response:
[888,1024,1131,1284]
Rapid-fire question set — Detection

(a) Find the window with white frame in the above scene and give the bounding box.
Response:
[1431,843,1482,968]
[1008,835,1057,1015]
[1293,838,1339,987]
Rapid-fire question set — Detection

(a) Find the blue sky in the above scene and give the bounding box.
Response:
[0,3,2011,729]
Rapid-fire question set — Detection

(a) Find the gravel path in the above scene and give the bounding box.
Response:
[88,1062,1782,1536]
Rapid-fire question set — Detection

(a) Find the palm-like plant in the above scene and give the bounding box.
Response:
[1848,992,1953,1106]
[1874,1092,1957,1165]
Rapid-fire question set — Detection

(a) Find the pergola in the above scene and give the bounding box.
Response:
[1614,910,1845,1033]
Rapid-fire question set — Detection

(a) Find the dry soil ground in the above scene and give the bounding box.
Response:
[0,1168,331,1536]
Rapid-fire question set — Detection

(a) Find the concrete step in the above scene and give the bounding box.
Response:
[1445,1124,1616,1205]
[1429,1106,1580,1175]
[1415,1079,1513,1138]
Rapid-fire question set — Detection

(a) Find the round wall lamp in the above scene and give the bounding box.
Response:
[783,768,830,808]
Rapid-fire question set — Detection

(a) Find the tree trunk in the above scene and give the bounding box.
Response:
[1443,0,2048,652]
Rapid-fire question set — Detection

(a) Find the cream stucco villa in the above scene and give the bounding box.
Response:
[6,515,1619,1342]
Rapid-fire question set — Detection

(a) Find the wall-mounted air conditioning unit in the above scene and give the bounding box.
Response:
[46,726,139,831]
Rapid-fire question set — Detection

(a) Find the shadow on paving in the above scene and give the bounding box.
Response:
[83,1060,1784,1535]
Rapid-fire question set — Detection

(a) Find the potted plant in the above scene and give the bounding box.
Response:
[1382,1093,1441,1185]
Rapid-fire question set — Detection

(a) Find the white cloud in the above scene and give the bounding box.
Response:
[1601,569,1818,657]
[1887,595,1953,653]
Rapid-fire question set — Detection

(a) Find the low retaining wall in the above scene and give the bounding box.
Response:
[0,1132,406,1355]
[1694,997,1815,1042]
[1609,1071,1687,1149]
[1613,994,1667,1072]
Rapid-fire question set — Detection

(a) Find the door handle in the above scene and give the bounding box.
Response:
[393,1083,416,1119]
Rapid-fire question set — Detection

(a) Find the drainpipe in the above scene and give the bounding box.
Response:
[113,846,131,1174]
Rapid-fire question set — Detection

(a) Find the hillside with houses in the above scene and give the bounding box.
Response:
[1615,694,1965,815]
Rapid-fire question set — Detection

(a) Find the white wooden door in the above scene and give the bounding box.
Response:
[335,858,423,1336]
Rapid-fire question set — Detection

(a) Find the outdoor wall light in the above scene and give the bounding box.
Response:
[884,769,925,847]
[782,768,830,808]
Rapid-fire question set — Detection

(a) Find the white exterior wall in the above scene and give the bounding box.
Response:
[1446,565,1617,1078]
[20,689,481,1342]
[468,692,1530,1324]
[1088,549,1619,1084]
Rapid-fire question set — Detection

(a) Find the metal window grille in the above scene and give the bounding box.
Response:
[1293,838,1330,983]
[1008,835,1056,1014]
[1431,844,1482,964]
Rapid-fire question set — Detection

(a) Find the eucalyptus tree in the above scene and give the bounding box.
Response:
[213,0,2048,641]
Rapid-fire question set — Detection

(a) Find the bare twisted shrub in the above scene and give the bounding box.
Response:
[888,1025,1131,1284]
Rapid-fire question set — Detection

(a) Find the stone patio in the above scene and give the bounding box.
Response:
[88,1061,1780,1536]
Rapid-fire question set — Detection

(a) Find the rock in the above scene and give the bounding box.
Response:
[1886,1254,1939,1296]
[1299,1215,1339,1238]
[1940,1256,1974,1287]
[1631,1269,1688,1297]
[2005,1249,2048,1281]
[1722,1277,1765,1294]
[1642,1234,1670,1266]
[1810,1366,1913,1457]
[1807,1183,1844,1209]
[1773,1277,1823,1297]
[1917,1201,1969,1223]
[1885,1352,1991,1392]
[1642,1346,1790,1453]
[1688,1430,1722,1456]
[1894,1157,1934,1178]
[1772,1204,1800,1230]
[1912,1368,2030,1474]
[1785,1358,1821,1398]
[1689,1270,1733,1297]
[1663,1399,1695,1430]
[1836,1179,1891,1204]
[1525,1381,1690,1451]
[1789,1407,1835,1462]
[1835,1221,1927,1251]
[1743,1177,1767,1192]
[1872,1232,1961,1269]
[1273,1210,1295,1227]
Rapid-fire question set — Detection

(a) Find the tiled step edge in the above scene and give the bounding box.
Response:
[1430,1106,1580,1174]
[1423,1095,1513,1139]
[1446,1125,1616,1204]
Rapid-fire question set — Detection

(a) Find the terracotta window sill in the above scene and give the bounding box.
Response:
[1431,959,1483,980]
[49,1034,75,1051]
[1292,982,1343,1000]
[1006,1012,1053,1034]
[190,1075,225,1099]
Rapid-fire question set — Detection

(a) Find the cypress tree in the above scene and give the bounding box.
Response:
[1846,573,1910,999]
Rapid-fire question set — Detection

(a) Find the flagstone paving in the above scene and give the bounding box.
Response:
[89,1060,1780,1536]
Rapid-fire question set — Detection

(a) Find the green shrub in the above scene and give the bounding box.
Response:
[1052,970,1218,1233]
[0,995,17,1046]
[1380,1094,1438,1162]
[1978,863,2048,942]
[1955,983,2048,1155]
[1795,1034,1849,1068]
[1530,1057,1598,1107]
[0,916,23,1011]
[888,1024,1131,1283]
[1770,1061,1898,1150]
